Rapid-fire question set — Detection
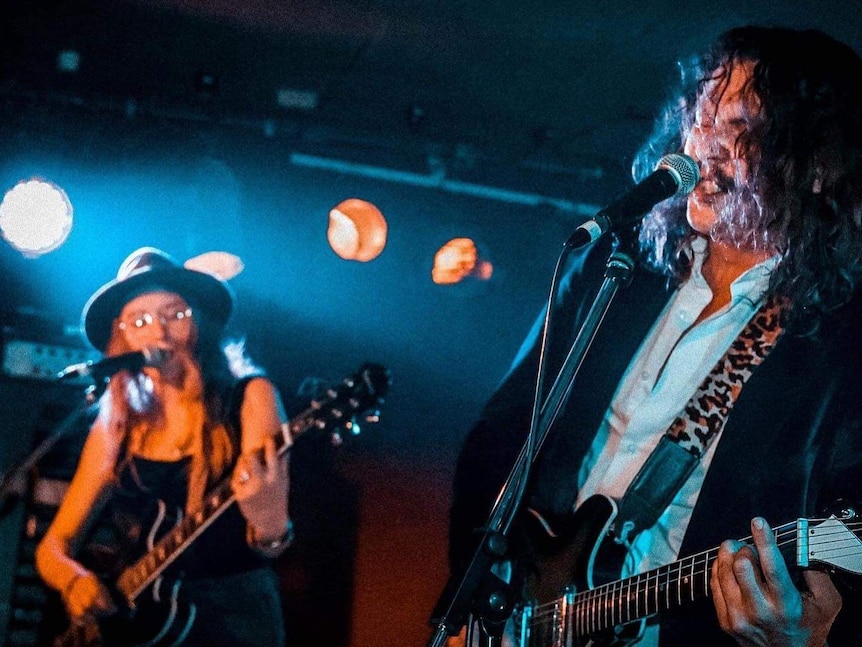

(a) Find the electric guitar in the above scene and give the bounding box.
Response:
[54,362,391,647]
[512,494,862,646]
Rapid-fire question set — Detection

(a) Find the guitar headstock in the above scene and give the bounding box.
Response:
[805,500,862,577]
[291,362,391,445]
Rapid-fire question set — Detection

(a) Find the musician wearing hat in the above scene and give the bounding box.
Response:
[35,247,292,646]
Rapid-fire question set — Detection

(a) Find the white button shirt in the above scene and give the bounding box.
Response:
[573,236,776,645]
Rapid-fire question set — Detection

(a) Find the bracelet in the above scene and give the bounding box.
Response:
[247,519,295,553]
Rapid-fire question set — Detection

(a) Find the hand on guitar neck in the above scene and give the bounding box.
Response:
[512,495,861,647]
[712,517,842,647]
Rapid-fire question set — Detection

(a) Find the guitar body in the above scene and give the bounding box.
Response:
[519,495,645,647]
[526,495,617,599]
[54,577,195,647]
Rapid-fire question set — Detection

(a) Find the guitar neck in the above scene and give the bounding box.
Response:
[519,497,862,646]
[569,540,723,634]
[522,521,802,642]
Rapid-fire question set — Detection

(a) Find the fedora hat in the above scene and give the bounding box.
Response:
[82,247,234,351]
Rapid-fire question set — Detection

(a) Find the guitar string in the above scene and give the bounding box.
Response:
[523,519,862,630]
[524,520,862,638]
[525,535,862,633]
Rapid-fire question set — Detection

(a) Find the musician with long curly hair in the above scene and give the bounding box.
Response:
[449,25,862,646]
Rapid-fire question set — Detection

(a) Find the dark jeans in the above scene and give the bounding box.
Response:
[180,567,286,647]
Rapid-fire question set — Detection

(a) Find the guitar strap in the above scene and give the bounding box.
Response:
[612,296,784,545]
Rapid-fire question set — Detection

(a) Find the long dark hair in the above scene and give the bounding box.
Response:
[635,26,862,333]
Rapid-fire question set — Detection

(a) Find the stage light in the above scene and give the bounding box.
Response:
[327,198,388,262]
[431,238,493,285]
[0,179,74,257]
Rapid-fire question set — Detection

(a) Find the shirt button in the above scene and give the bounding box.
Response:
[677,310,693,325]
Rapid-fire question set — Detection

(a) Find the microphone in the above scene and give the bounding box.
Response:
[58,348,169,381]
[566,153,700,249]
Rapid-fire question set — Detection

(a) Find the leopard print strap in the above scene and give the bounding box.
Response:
[665,297,784,457]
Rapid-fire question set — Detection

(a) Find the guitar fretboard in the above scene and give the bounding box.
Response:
[520,516,862,645]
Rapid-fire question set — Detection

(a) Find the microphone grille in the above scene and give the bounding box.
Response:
[657,153,700,195]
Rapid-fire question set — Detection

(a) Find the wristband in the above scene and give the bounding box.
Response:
[248,519,294,553]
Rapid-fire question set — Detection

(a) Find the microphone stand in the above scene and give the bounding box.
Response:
[427,234,636,647]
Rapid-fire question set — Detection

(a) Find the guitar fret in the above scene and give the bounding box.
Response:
[678,560,687,605]
[685,555,694,603]
[562,590,574,646]
[649,569,656,615]
[584,589,592,636]
[626,578,637,621]
[635,575,644,618]
[704,550,713,597]
[579,588,588,638]
[668,562,676,608]
[689,557,709,602]
[602,581,609,631]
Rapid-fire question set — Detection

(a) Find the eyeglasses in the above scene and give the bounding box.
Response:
[118,306,193,332]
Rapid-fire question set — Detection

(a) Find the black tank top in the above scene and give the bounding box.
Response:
[106,454,266,580]
[86,376,271,581]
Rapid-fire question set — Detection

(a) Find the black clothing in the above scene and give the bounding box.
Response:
[112,455,267,579]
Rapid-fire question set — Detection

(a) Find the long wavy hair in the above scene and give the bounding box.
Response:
[101,291,262,488]
[635,26,862,333]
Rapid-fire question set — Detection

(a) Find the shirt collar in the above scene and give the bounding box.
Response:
[684,235,778,304]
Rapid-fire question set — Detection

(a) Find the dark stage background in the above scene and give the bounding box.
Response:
[0,2,860,646]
